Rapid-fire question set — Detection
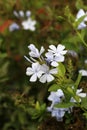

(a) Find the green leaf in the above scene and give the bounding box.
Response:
[48,84,60,92]
[83,112,87,119]
[75,73,82,90]
[35,101,40,110]
[81,97,87,109]
[54,102,74,108]
[57,63,66,77]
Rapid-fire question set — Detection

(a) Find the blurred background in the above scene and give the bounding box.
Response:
[0,0,87,130]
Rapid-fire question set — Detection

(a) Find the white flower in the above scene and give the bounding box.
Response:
[19,10,24,17]
[26,10,31,17]
[70,88,86,102]
[47,89,70,121]
[48,44,67,57]
[46,44,67,66]
[76,88,86,97]
[13,10,19,17]
[13,10,31,18]
[84,59,87,64]
[47,89,64,110]
[26,62,43,82]
[79,69,87,76]
[39,64,57,83]
[48,89,64,105]
[21,18,36,31]
[76,9,87,29]
[9,23,20,31]
[77,22,86,30]
[76,9,87,21]
[45,52,64,67]
[47,107,66,121]
[28,44,45,58]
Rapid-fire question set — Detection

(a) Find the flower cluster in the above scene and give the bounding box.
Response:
[47,88,86,121]
[9,10,36,31]
[25,44,67,83]
[76,9,87,29]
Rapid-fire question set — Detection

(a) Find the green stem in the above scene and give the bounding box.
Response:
[76,31,87,48]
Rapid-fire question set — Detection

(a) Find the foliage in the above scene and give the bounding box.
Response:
[0,0,87,130]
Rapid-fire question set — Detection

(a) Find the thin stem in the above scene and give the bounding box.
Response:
[76,30,87,48]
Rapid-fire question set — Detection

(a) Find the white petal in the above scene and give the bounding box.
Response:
[32,62,39,70]
[76,9,85,19]
[55,55,64,62]
[49,45,56,51]
[51,61,58,67]
[19,10,24,17]
[78,22,86,29]
[26,10,31,17]
[26,67,34,75]
[39,75,47,83]
[56,89,64,97]
[57,44,65,51]
[41,64,49,72]
[47,74,54,82]
[40,46,45,55]
[28,44,35,50]
[37,71,44,78]
[78,93,86,97]
[30,74,37,82]
[13,11,19,17]
[49,68,58,74]
[79,69,87,76]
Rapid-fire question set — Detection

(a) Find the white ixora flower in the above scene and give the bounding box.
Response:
[21,18,36,31]
[26,62,43,82]
[39,64,58,83]
[9,23,20,32]
[79,69,87,76]
[28,44,45,58]
[76,9,87,29]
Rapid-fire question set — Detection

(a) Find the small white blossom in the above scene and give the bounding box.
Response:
[28,44,45,58]
[47,107,67,121]
[26,62,43,82]
[9,23,20,32]
[84,59,87,64]
[26,10,31,17]
[21,18,36,31]
[13,10,19,17]
[48,89,64,105]
[39,64,57,83]
[47,89,70,121]
[76,9,87,29]
[19,10,24,17]
[45,52,64,67]
[79,69,87,76]
[70,88,86,102]
[77,89,86,97]
[46,44,67,65]
[48,44,67,57]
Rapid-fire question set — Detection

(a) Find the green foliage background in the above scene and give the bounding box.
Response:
[0,0,87,130]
